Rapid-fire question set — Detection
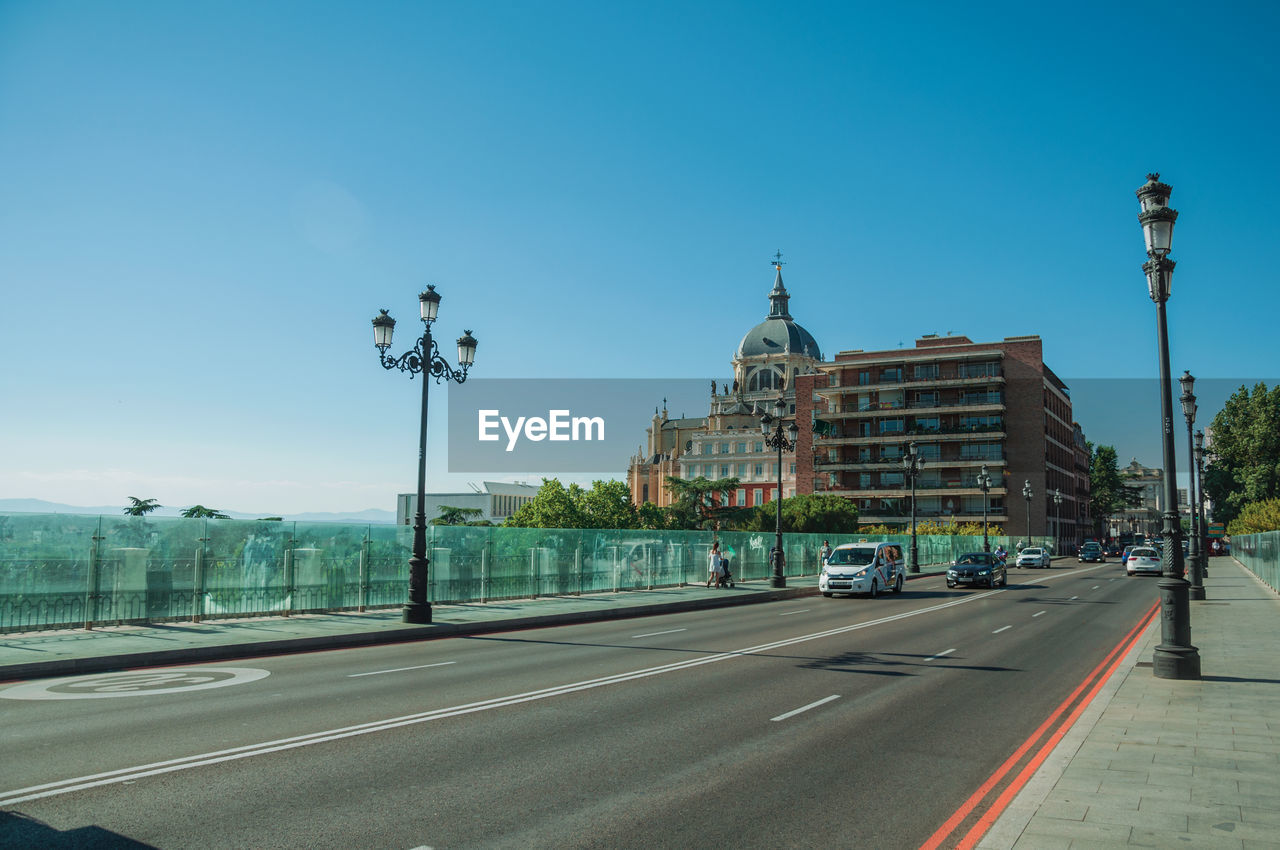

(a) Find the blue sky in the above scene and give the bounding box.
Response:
[2,1,1277,515]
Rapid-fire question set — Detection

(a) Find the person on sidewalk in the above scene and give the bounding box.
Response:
[820,540,833,567]
[706,542,725,587]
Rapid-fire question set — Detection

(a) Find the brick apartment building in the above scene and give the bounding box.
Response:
[793,333,1088,550]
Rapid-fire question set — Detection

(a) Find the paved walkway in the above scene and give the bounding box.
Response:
[4,557,1277,848]
[984,556,1280,849]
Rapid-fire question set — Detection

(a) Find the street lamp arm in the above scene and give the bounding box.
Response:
[380,335,471,384]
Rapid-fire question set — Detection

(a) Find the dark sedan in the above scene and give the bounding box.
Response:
[946,552,1007,588]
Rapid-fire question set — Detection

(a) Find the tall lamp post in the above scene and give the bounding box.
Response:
[372,286,478,624]
[760,396,798,588]
[1022,480,1034,550]
[976,464,992,552]
[902,441,925,573]
[1137,173,1200,679]
[1180,372,1205,600]
[1053,488,1063,554]
[1194,429,1208,578]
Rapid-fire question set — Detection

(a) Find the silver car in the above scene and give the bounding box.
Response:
[1016,547,1050,568]
[1126,546,1161,576]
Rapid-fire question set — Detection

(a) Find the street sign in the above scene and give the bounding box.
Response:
[1208,522,1226,538]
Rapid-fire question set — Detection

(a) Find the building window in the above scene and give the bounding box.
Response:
[918,443,941,460]
[754,463,764,477]
[753,489,764,506]
[720,464,730,477]
[754,441,764,453]
[959,361,1000,378]
[790,463,796,474]
[736,442,747,453]
[737,463,747,476]
[880,418,905,434]
[720,442,730,454]
[882,471,905,486]
[916,391,938,407]
[913,417,939,432]
[859,371,870,385]
[860,473,872,489]
[828,373,839,387]
[914,364,939,380]
[642,484,649,503]
[880,368,903,383]
[770,487,778,502]
[737,489,746,506]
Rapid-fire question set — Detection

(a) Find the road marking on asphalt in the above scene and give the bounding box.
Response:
[1070,596,1079,600]
[777,609,810,616]
[993,626,1012,634]
[926,648,956,662]
[631,628,687,639]
[348,662,456,678]
[1033,611,1046,617]
[0,569,1106,806]
[1092,585,1100,590]
[0,668,270,700]
[771,694,840,722]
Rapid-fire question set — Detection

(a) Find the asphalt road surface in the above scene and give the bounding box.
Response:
[1,563,1158,849]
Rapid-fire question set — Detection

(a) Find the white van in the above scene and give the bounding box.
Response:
[819,541,905,598]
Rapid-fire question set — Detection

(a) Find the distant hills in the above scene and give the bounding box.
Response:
[0,499,396,525]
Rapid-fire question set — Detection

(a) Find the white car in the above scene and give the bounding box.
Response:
[1127,546,1161,576]
[820,542,905,597]
[1016,547,1050,568]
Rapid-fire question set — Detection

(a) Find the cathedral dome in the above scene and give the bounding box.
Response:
[734,267,823,361]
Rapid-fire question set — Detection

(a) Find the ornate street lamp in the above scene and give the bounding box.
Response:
[1137,173,1200,679]
[1194,429,1209,578]
[1179,372,1205,600]
[902,441,925,573]
[759,396,798,588]
[1022,480,1034,550]
[372,285,477,624]
[976,464,992,552]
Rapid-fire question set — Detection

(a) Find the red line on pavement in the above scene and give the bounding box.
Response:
[919,601,1159,850]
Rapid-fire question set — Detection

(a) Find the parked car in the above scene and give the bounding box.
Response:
[820,542,905,598]
[1121,545,1134,566]
[1078,542,1106,563]
[947,552,1007,588]
[1127,546,1162,576]
[1016,546,1050,568]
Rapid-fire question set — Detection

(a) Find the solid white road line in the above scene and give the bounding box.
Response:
[348,662,456,678]
[771,695,840,722]
[1070,596,1079,600]
[1033,611,1046,618]
[925,649,956,662]
[631,628,687,639]
[992,626,1012,634]
[777,609,810,616]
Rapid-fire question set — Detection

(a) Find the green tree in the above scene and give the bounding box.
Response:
[504,479,585,528]
[123,497,161,516]
[432,505,484,525]
[733,493,861,534]
[664,476,745,530]
[577,480,639,529]
[180,505,231,519]
[1088,444,1141,533]
[1204,383,1280,525]
[1227,498,1280,535]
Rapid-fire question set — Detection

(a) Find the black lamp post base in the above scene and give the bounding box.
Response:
[1189,585,1206,601]
[771,574,787,589]
[403,602,433,624]
[1152,643,1201,680]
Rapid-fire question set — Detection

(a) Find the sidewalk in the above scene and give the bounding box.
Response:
[0,576,829,682]
[983,556,1280,849]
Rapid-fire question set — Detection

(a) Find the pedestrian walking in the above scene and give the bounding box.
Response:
[820,540,833,567]
[706,541,725,587]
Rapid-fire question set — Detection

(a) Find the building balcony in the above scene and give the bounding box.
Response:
[816,397,1005,419]
[814,456,1006,470]
[817,429,1006,446]
[815,483,1009,499]
[854,512,1011,524]
[824,371,1005,393]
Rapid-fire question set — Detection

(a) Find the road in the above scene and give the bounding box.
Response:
[1,563,1157,849]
